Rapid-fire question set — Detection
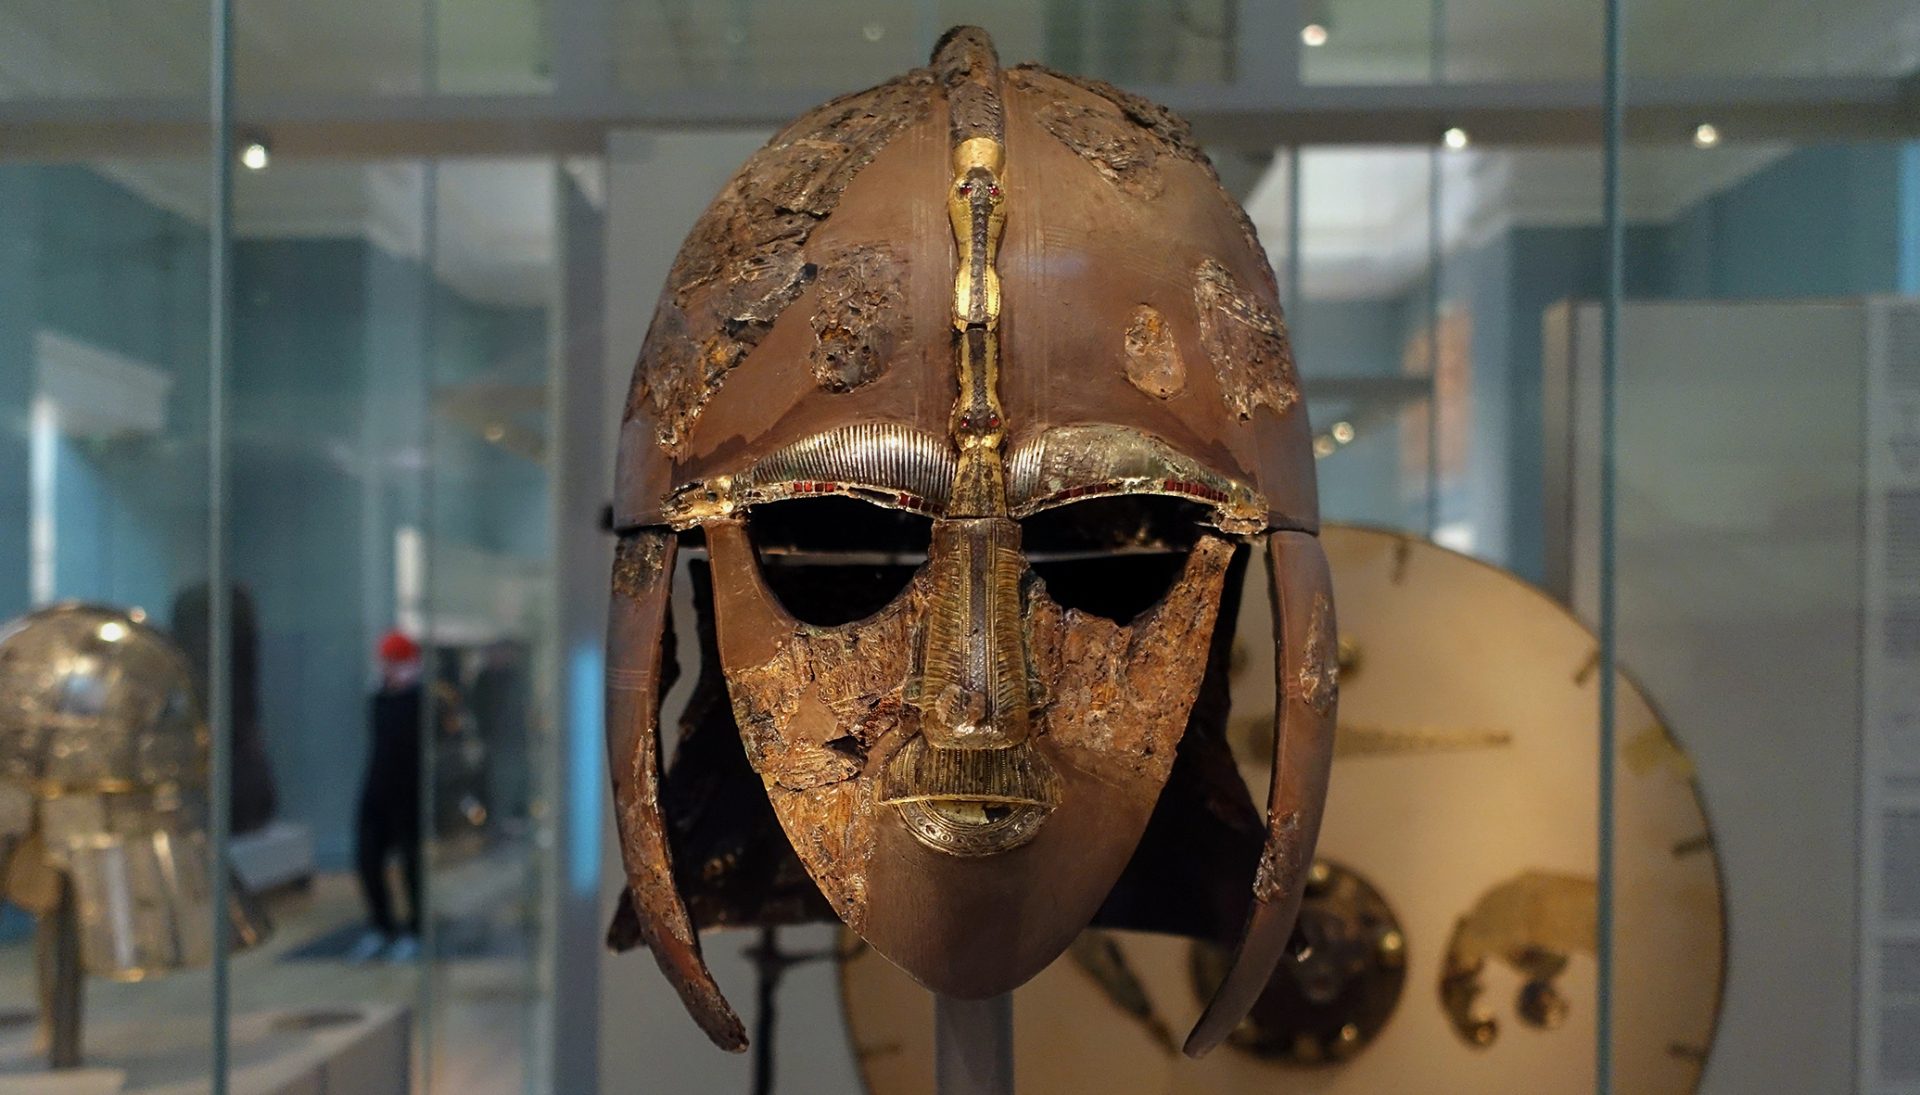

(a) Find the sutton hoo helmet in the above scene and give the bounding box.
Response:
[606,27,1337,1057]
[0,603,267,979]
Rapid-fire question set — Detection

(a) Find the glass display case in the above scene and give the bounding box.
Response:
[0,1,1912,1091]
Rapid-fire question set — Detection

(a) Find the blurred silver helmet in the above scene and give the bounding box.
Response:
[0,602,265,979]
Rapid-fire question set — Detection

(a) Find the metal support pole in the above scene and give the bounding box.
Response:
[1595,0,1625,1089]
[205,0,234,1087]
[935,994,1013,1095]
[37,874,82,1069]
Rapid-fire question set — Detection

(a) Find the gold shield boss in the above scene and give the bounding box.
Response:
[607,27,1336,1056]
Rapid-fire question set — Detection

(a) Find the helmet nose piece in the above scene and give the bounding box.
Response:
[925,681,1017,749]
[913,517,1032,750]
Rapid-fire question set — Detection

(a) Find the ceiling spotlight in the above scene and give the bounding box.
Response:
[98,621,127,643]
[1313,436,1337,458]
[239,139,271,171]
[1691,122,1721,149]
[484,423,506,443]
[1442,127,1470,151]
[1301,23,1329,47]
[1331,420,1356,444]
[862,22,886,42]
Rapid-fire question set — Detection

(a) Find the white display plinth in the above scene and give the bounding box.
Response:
[230,821,316,893]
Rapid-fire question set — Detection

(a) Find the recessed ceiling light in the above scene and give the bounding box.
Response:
[484,423,506,443]
[1331,420,1356,444]
[240,140,270,171]
[1691,122,1721,149]
[1442,127,1470,151]
[862,22,886,42]
[1301,23,1329,47]
[98,621,127,642]
[1313,436,1337,458]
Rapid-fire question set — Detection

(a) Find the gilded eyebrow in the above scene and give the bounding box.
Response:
[1006,425,1265,532]
[661,424,956,526]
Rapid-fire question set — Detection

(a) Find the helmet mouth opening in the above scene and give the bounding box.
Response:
[892,798,1053,856]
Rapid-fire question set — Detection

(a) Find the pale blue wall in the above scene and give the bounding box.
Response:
[1349,143,1918,582]
[1660,145,1903,300]
[1294,297,1421,532]
[429,294,549,564]
[1902,144,1920,295]
[0,173,30,621]
[231,237,547,868]
[233,238,393,867]
[0,165,211,623]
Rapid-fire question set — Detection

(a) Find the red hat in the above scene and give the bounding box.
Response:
[378,630,421,664]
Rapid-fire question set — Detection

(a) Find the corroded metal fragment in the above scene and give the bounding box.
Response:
[627,74,933,454]
[1012,65,1207,165]
[1252,809,1304,904]
[1193,258,1300,421]
[934,26,1004,147]
[1011,63,1281,298]
[1295,594,1338,716]
[809,243,908,393]
[1032,97,1165,198]
[1185,531,1337,1058]
[766,781,875,930]
[718,575,926,928]
[1123,304,1186,397]
[1028,535,1235,786]
[611,531,670,600]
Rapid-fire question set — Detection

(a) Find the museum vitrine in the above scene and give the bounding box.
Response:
[0,0,1911,1091]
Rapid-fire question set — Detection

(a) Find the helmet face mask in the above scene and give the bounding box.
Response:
[608,27,1338,1058]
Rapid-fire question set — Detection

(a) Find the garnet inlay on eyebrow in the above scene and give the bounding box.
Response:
[659,424,958,526]
[1005,424,1264,528]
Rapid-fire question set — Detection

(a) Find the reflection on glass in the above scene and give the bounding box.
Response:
[201,154,560,1093]
[1605,118,1917,1090]
[0,2,212,99]
[615,0,1240,92]
[0,151,218,1081]
[420,157,557,1095]
[1278,146,1441,535]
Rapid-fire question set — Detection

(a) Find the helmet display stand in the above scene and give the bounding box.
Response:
[935,994,1013,1095]
[35,873,82,1069]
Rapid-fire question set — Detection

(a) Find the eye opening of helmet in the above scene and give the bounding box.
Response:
[739,495,933,627]
[1022,495,1215,623]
